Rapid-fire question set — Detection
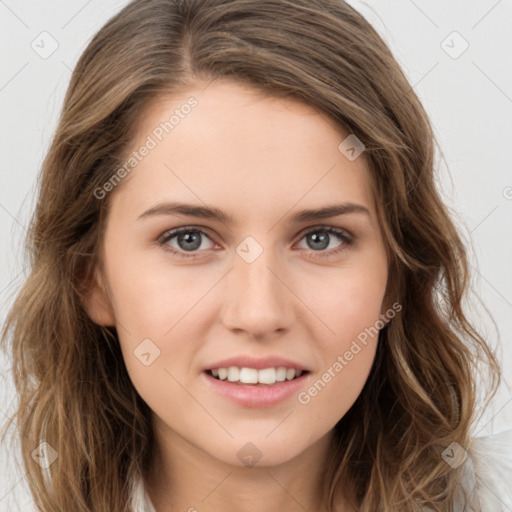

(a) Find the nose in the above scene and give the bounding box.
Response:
[220,246,295,340]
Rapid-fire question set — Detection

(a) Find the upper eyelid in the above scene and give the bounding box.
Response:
[300,224,351,236]
[159,225,216,244]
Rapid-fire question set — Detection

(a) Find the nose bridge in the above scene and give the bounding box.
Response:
[222,235,292,335]
[234,236,284,304]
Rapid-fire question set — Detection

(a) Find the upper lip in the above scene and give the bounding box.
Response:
[203,355,310,372]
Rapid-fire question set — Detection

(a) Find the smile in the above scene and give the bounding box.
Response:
[207,366,306,386]
[202,368,311,408]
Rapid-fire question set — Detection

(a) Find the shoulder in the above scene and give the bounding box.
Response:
[461,429,512,511]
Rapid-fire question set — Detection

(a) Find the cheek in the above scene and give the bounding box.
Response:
[100,248,195,385]
[298,292,380,428]
[299,342,377,430]
[301,259,387,344]
[104,251,226,407]
[106,245,211,337]
[294,262,385,422]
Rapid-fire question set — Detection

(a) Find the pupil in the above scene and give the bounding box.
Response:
[308,231,329,250]
[178,231,201,251]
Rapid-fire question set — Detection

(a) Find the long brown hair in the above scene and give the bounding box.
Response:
[1,0,501,510]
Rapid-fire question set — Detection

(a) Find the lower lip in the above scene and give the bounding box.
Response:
[201,371,310,408]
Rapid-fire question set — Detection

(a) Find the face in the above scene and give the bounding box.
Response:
[86,79,389,468]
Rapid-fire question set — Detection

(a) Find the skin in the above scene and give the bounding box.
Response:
[84,78,389,512]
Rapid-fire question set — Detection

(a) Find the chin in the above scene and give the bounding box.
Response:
[207,434,320,469]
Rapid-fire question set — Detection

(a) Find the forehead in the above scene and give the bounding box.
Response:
[112,79,376,224]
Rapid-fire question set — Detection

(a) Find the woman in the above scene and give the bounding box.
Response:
[1,0,511,511]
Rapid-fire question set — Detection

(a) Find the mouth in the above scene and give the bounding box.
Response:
[204,367,310,387]
[202,365,311,407]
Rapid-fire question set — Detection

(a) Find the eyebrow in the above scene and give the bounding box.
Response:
[137,201,371,224]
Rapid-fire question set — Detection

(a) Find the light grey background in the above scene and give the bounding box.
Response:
[1,0,511,510]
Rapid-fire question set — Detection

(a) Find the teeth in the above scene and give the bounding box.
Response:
[208,366,304,385]
[258,368,277,384]
[276,367,287,382]
[227,366,240,382]
[239,367,258,383]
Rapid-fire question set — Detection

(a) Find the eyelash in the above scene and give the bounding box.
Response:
[157,225,354,260]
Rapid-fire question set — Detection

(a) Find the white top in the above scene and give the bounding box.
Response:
[128,429,512,511]
[457,428,512,510]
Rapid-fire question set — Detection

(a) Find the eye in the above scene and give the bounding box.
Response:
[158,227,216,259]
[295,226,353,258]
[157,225,354,259]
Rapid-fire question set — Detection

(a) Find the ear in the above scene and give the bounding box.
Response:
[80,267,116,327]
